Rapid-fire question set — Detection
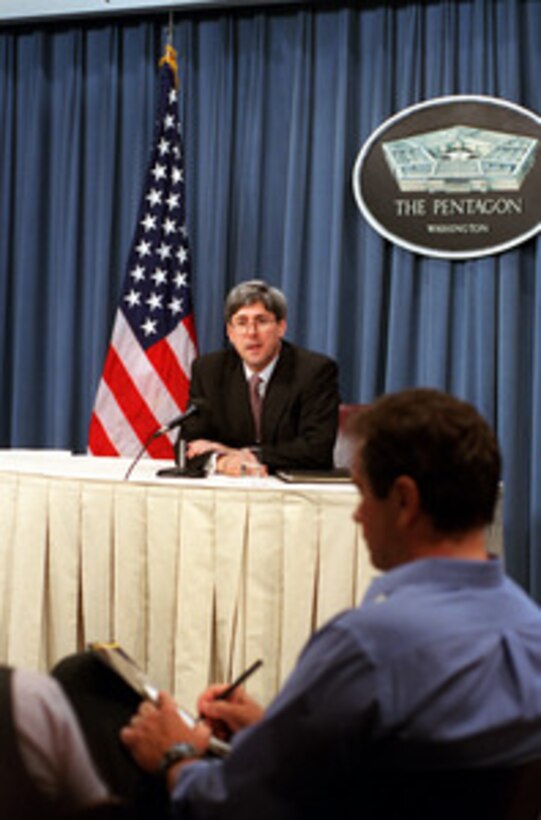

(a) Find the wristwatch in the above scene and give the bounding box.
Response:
[158,742,198,774]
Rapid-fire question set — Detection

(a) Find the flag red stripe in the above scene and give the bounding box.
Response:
[88,412,119,456]
[147,431,175,459]
[146,337,191,409]
[102,346,160,443]
[100,346,174,458]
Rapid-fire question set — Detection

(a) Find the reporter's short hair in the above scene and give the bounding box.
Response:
[225,280,287,323]
[351,388,501,534]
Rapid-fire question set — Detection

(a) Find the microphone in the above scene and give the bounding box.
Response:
[149,401,202,439]
[124,399,207,481]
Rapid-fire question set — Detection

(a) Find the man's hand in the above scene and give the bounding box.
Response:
[197,684,264,737]
[216,448,267,477]
[186,439,230,458]
[120,692,210,773]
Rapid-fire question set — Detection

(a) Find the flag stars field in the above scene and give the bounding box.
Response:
[140,214,157,232]
[151,162,167,181]
[166,192,180,210]
[146,189,162,207]
[168,297,183,315]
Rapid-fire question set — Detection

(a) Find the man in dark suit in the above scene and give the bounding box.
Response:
[182,280,340,476]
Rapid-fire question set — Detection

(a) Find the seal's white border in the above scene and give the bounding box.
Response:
[352,94,541,260]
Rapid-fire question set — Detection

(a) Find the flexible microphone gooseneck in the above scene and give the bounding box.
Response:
[123,400,205,481]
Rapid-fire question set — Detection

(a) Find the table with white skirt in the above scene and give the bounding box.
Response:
[0,450,382,711]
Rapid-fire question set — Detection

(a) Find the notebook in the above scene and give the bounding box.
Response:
[88,641,231,757]
[275,468,352,484]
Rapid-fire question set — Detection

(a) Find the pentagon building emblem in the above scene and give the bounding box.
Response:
[352,96,541,259]
[383,126,537,194]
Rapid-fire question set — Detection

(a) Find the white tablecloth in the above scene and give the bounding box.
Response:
[0,450,378,711]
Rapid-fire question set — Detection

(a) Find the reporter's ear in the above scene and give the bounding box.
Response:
[392,475,420,527]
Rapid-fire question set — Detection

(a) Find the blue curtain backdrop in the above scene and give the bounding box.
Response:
[1,0,540,598]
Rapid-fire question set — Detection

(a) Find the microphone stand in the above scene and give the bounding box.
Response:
[156,423,204,478]
[177,435,187,473]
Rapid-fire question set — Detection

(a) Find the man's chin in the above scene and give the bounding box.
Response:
[244,353,266,369]
[368,550,394,572]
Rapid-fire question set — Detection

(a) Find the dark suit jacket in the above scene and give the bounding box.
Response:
[182,340,340,472]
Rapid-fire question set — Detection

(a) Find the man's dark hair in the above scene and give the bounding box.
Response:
[351,388,501,534]
[224,280,287,323]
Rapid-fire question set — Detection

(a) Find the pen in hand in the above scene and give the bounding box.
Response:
[198,659,265,737]
[214,658,264,702]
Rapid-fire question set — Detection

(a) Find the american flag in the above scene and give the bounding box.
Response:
[88,45,198,458]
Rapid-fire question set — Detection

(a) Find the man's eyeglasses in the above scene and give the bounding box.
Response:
[231,316,277,332]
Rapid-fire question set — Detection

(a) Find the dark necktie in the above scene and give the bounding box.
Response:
[249,374,263,442]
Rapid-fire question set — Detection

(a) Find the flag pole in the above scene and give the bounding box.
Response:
[160,43,178,88]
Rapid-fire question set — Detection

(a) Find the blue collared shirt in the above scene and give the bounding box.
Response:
[173,558,541,818]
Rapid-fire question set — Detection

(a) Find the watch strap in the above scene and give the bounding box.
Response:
[158,742,198,774]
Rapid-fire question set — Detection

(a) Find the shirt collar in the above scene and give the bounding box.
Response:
[243,353,279,387]
[363,557,505,606]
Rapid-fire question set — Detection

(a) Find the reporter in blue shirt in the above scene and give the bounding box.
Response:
[121,388,541,818]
